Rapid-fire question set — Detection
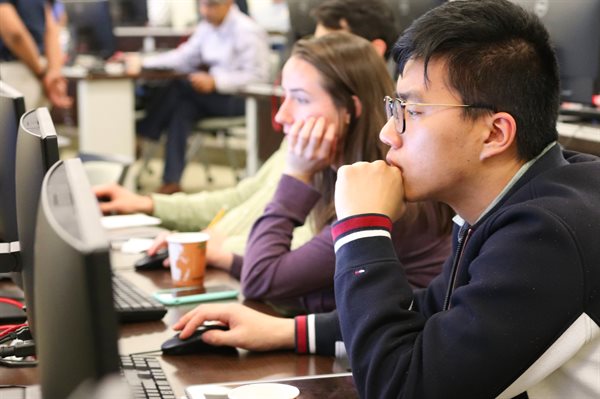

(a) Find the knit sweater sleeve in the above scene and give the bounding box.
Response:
[152,146,285,232]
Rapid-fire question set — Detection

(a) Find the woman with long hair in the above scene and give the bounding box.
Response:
[206,32,453,313]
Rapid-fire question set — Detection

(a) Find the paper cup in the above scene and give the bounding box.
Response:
[166,232,210,287]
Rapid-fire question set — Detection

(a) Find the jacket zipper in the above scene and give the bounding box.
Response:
[443,225,472,311]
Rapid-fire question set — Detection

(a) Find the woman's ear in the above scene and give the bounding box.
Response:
[352,95,363,119]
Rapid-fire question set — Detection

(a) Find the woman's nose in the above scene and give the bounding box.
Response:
[274,98,293,128]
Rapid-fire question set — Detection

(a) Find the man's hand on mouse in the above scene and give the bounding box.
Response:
[173,303,295,351]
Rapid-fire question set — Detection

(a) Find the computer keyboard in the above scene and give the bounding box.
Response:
[112,274,167,323]
[120,355,176,399]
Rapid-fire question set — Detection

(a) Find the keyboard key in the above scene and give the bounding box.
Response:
[112,275,167,323]
[120,355,175,399]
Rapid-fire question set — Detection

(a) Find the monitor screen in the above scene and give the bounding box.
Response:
[35,158,120,399]
[15,107,60,332]
[509,0,600,105]
[64,0,117,60]
[0,81,25,273]
[109,0,148,27]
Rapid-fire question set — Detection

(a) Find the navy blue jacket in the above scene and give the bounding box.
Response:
[332,145,600,398]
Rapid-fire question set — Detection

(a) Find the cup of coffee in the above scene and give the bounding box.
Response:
[166,232,210,287]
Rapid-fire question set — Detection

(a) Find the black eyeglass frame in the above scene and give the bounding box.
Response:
[383,96,496,134]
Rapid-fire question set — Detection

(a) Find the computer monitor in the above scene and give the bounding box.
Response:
[109,0,148,26]
[509,0,600,105]
[15,107,60,332]
[0,81,25,273]
[64,0,117,60]
[35,158,120,399]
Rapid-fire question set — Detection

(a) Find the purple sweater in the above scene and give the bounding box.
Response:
[232,174,451,313]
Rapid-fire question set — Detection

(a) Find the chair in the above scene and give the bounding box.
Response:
[79,152,133,186]
[135,51,282,187]
[185,115,247,183]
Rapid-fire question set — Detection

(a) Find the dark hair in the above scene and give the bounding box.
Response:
[311,0,398,60]
[392,0,560,160]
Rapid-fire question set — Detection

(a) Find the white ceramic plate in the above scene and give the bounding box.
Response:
[227,383,300,399]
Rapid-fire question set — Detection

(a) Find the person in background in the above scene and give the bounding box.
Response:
[173,1,600,397]
[137,0,270,194]
[94,0,399,259]
[0,0,71,109]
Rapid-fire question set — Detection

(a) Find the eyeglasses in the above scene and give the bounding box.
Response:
[383,96,495,134]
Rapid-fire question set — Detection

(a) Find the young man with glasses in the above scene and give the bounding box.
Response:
[172,1,600,397]
[331,0,600,397]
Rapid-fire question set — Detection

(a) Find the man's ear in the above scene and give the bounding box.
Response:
[480,112,517,160]
[371,39,387,58]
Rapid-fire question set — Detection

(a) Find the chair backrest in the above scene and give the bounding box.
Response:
[79,152,133,186]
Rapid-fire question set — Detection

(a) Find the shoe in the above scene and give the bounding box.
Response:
[156,182,182,194]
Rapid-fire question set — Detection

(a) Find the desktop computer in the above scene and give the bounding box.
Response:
[12,107,165,337]
[509,0,600,111]
[35,158,174,399]
[0,81,26,275]
[14,108,61,334]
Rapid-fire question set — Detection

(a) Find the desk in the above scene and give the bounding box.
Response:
[64,69,284,176]
[557,120,600,156]
[1,251,356,398]
[64,68,185,160]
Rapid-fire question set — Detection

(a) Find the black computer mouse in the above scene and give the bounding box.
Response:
[161,325,237,356]
[134,250,169,271]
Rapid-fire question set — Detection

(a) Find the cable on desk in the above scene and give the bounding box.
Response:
[0,357,37,368]
[0,323,28,340]
[0,297,24,309]
[0,341,36,358]
[0,325,31,344]
[0,339,37,368]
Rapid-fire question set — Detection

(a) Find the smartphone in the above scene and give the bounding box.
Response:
[153,284,238,305]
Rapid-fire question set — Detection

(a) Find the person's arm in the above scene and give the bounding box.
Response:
[142,23,205,73]
[94,183,154,215]
[41,3,71,108]
[294,310,342,356]
[210,21,271,92]
[0,3,45,77]
[42,3,62,75]
[240,174,336,301]
[241,117,337,302]
[332,162,589,397]
[173,303,295,351]
[152,145,286,231]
